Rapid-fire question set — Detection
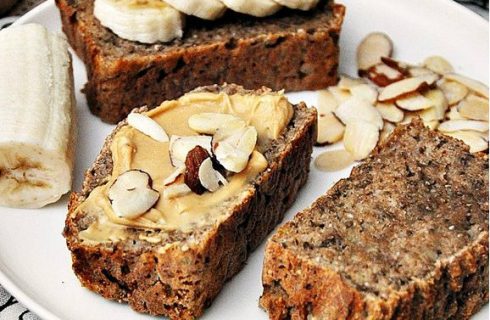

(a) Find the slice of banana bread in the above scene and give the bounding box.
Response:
[261,119,489,320]
[55,0,344,123]
[64,84,317,319]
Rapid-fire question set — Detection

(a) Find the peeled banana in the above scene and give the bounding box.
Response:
[220,0,282,17]
[94,0,184,44]
[0,24,76,208]
[165,0,226,20]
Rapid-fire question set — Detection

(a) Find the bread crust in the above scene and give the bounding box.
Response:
[262,234,488,320]
[64,84,317,319]
[55,0,345,123]
[260,120,489,320]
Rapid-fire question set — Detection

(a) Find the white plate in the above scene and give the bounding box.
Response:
[1,0,488,319]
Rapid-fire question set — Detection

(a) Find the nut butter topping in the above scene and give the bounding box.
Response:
[77,91,293,243]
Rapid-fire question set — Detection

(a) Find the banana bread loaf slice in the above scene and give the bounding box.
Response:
[55,0,344,123]
[261,119,489,320]
[64,84,317,319]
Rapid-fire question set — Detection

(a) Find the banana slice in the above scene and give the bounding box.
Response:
[0,24,75,208]
[94,0,184,44]
[271,0,319,10]
[165,0,226,20]
[220,0,281,17]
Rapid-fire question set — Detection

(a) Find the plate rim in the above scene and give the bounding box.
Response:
[2,0,489,319]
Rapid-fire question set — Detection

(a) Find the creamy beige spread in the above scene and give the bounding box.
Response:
[77,91,293,243]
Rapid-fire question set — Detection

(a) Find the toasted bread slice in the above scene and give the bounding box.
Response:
[55,0,344,123]
[64,84,317,319]
[261,119,489,320]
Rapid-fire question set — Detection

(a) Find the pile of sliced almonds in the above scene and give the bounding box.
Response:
[108,111,258,219]
[163,111,258,198]
[315,32,489,172]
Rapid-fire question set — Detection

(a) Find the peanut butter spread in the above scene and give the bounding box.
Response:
[77,91,293,243]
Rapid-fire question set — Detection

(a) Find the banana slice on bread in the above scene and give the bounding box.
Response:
[93,0,324,43]
[0,24,76,208]
[94,0,184,44]
[165,0,226,20]
[220,0,282,17]
[272,0,319,10]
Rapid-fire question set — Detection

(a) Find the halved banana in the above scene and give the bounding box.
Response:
[165,0,226,20]
[94,0,184,44]
[271,0,319,10]
[220,0,281,17]
[0,24,75,208]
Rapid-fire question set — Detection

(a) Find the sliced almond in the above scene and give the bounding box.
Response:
[400,114,437,130]
[334,96,383,130]
[444,130,489,153]
[380,122,396,143]
[381,57,410,73]
[424,120,440,130]
[213,126,257,173]
[423,56,454,75]
[127,113,169,143]
[357,32,393,71]
[317,112,345,145]
[417,107,441,123]
[169,135,212,167]
[316,90,344,145]
[444,73,489,99]
[364,63,405,87]
[184,146,211,195]
[476,130,489,141]
[337,75,366,90]
[376,102,404,123]
[317,90,339,113]
[396,93,434,111]
[222,126,258,155]
[328,86,352,104]
[457,94,489,121]
[418,89,448,121]
[439,80,469,105]
[373,63,405,79]
[108,170,160,219]
[213,141,249,173]
[314,149,355,172]
[438,120,489,133]
[343,120,380,160]
[400,113,418,125]
[163,184,192,199]
[409,67,436,78]
[447,105,465,120]
[350,84,378,104]
[198,158,227,192]
[163,165,186,186]
[378,75,438,102]
[188,113,246,135]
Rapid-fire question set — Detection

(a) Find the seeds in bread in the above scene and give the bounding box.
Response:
[64,84,317,319]
[261,119,489,320]
[56,0,344,123]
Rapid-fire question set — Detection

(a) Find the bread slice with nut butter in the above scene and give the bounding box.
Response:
[64,84,317,319]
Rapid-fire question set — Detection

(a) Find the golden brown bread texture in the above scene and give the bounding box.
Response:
[261,119,489,320]
[64,84,317,319]
[55,0,345,123]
